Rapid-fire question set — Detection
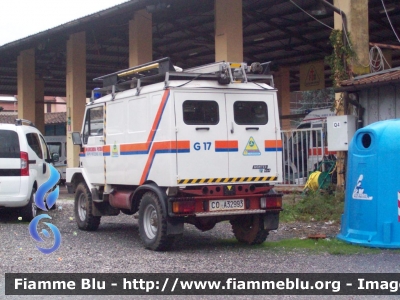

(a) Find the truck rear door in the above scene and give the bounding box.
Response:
[174,92,229,183]
[225,92,281,182]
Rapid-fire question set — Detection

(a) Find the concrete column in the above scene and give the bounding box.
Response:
[35,75,45,133]
[215,0,243,62]
[17,48,35,122]
[334,0,369,75]
[129,10,152,67]
[275,66,291,130]
[333,0,369,189]
[66,32,86,168]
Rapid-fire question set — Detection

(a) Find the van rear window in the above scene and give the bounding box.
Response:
[234,101,268,125]
[183,100,219,125]
[0,130,20,158]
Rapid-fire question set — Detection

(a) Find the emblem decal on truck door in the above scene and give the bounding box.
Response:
[111,142,119,157]
[243,137,261,156]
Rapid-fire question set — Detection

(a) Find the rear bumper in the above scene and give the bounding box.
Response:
[0,195,30,208]
[0,177,31,208]
[167,191,283,218]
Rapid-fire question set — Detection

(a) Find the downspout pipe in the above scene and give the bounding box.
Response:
[317,0,348,35]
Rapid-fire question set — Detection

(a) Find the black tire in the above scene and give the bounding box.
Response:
[20,188,37,222]
[74,183,101,231]
[138,192,174,251]
[230,214,269,245]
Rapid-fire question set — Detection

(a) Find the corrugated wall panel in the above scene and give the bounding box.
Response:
[360,83,400,126]
[378,85,396,120]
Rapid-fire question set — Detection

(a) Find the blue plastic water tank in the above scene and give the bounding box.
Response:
[337,119,400,248]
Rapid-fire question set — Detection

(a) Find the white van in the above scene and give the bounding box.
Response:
[0,120,58,220]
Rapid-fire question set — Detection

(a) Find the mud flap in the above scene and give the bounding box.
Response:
[263,212,280,230]
[167,217,184,235]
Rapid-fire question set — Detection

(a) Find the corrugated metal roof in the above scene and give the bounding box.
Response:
[0,0,137,49]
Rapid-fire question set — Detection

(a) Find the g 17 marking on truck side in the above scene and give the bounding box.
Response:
[194,142,212,151]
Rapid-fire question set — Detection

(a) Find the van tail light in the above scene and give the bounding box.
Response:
[172,200,195,214]
[20,151,29,176]
[262,196,282,209]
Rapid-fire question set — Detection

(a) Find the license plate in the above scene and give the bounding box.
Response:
[209,199,245,212]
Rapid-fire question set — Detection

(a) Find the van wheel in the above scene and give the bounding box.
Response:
[230,214,269,245]
[74,183,100,231]
[20,188,37,222]
[138,192,174,251]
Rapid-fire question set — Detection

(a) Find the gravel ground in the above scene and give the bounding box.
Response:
[1,189,400,300]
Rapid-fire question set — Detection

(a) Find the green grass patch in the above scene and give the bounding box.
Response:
[261,238,382,255]
[280,190,344,223]
[219,238,387,255]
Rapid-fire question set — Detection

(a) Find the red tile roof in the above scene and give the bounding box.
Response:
[0,112,66,125]
[339,67,400,91]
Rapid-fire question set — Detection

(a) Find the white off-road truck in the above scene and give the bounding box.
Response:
[66,58,283,250]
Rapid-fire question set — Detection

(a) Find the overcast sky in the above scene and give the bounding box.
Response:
[0,0,129,46]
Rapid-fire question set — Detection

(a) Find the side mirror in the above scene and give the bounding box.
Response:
[52,152,60,163]
[71,132,82,145]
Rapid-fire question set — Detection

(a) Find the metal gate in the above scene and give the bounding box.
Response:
[278,128,335,188]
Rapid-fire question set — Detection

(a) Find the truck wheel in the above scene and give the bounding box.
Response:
[138,192,174,251]
[74,183,101,231]
[230,214,269,245]
[20,188,37,222]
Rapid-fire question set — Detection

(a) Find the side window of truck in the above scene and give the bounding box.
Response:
[82,106,104,144]
[234,101,268,125]
[47,142,62,156]
[182,100,219,125]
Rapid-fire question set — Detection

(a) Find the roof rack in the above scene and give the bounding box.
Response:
[15,119,35,127]
[93,57,175,87]
[91,57,275,99]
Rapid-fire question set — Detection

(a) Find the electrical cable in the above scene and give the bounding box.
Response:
[289,0,333,30]
[369,45,391,72]
[381,0,400,43]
